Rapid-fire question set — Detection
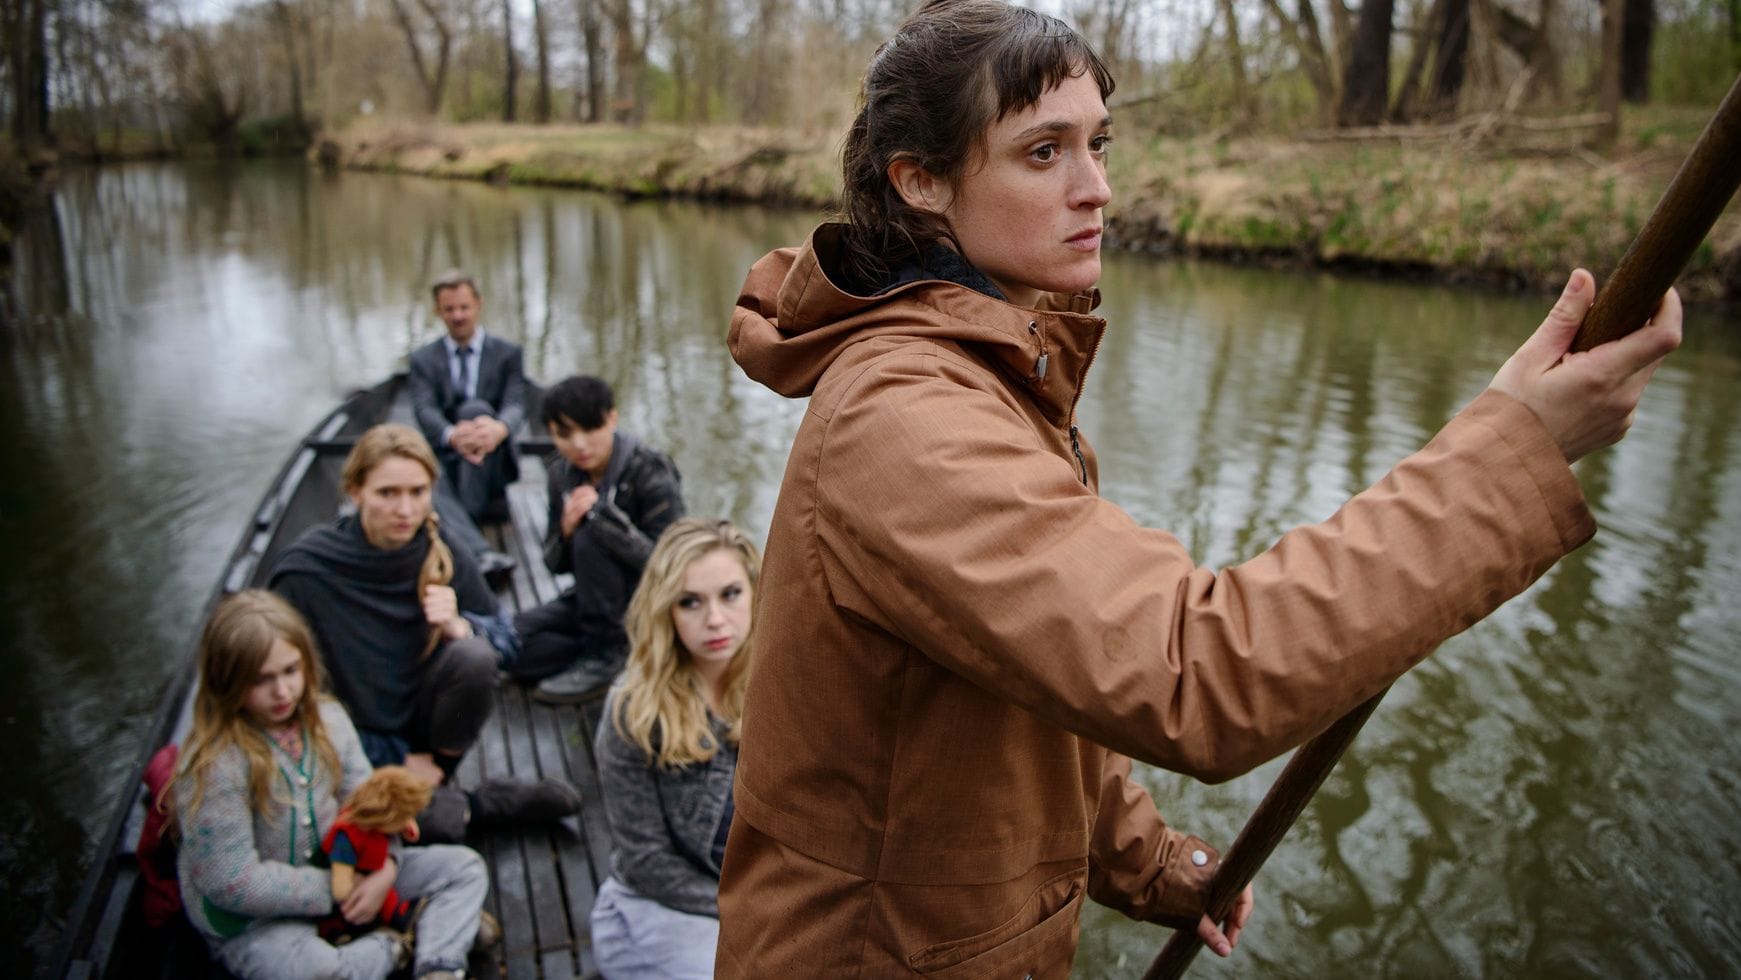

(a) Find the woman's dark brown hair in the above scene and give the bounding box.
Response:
[839,0,1114,286]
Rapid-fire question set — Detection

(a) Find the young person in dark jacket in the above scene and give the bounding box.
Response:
[511,376,686,703]
[270,423,580,841]
[590,518,759,980]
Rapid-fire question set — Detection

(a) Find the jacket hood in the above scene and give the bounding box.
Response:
[729,223,1106,422]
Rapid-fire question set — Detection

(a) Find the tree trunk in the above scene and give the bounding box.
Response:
[388,0,453,116]
[272,1,307,136]
[1328,0,1355,83]
[531,0,551,122]
[1262,0,1337,119]
[695,0,716,123]
[1338,0,1396,127]
[1427,0,1469,111]
[1527,0,1561,104]
[1621,0,1652,103]
[606,0,646,123]
[1391,0,1447,120]
[503,0,518,122]
[744,0,781,124]
[10,0,52,150]
[577,0,604,122]
[1218,0,1254,120]
[1597,0,1624,147]
[1294,0,1340,119]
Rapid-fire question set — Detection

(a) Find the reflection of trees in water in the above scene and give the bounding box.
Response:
[2,190,73,343]
[1080,266,1741,976]
[1501,352,1741,977]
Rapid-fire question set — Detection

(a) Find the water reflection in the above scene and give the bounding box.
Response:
[7,160,1739,977]
[1078,254,1741,978]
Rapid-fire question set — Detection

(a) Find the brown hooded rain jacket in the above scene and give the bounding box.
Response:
[718,224,1596,978]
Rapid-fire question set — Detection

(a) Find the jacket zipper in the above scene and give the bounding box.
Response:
[1065,317,1106,488]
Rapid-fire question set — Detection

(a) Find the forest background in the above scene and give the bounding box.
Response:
[2,0,1740,294]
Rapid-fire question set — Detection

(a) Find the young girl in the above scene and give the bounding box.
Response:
[173,590,489,980]
[589,519,760,979]
[720,1,1681,975]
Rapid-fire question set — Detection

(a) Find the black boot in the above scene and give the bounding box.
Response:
[416,784,472,843]
[468,777,582,829]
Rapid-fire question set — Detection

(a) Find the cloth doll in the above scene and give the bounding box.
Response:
[317,765,433,941]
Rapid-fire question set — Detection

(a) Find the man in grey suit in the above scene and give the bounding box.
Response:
[410,269,528,523]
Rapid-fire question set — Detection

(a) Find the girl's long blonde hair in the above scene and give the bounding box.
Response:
[342,423,453,658]
[612,518,761,769]
[171,590,343,828]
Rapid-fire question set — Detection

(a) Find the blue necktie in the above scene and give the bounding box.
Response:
[454,346,474,400]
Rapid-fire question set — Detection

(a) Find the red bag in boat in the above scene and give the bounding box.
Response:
[138,744,182,928]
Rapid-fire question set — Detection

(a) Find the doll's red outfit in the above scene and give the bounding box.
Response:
[317,815,417,940]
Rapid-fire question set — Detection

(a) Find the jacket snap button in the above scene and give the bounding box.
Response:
[1191,849,1209,867]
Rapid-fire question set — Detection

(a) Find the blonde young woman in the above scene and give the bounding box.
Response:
[589,518,760,979]
[269,423,578,837]
[173,590,488,980]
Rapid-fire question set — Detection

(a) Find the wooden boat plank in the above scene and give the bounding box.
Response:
[497,687,579,959]
[475,840,507,978]
[572,699,616,882]
[540,948,580,980]
[475,677,515,782]
[505,480,566,606]
[475,686,541,980]
[487,498,543,617]
[532,700,604,958]
[487,832,541,980]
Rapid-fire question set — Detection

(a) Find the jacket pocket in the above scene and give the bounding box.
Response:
[907,871,1085,979]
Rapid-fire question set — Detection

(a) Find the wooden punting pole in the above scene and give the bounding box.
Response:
[1145,70,1741,980]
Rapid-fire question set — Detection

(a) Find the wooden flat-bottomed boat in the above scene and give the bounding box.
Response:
[50,374,611,979]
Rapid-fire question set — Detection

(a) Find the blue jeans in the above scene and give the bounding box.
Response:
[216,844,488,979]
[590,876,718,980]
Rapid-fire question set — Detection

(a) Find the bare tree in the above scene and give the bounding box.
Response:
[1620,0,1652,102]
[604,0,659,123]
[502,0,517,120]
[4,0,54,151]
[1338,0,1397,126]
[1216,0,1254,121]
[1597,0,1623,145]
[742,0,783,124]
[573,0,605,121]
[1260,0,1339,123]
[1390,0,1469,120]
[387,0,453,114]
[531,0,551,121]
[168,17,252,152]
[268,0,316,136]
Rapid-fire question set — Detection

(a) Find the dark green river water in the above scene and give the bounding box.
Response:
[5,160,1738,977]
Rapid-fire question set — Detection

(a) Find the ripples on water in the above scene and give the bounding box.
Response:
[5,161,1738,977]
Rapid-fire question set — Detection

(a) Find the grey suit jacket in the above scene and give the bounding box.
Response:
[408,332,528,451]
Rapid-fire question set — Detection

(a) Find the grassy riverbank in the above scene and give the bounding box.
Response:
[328,113,1741,300]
